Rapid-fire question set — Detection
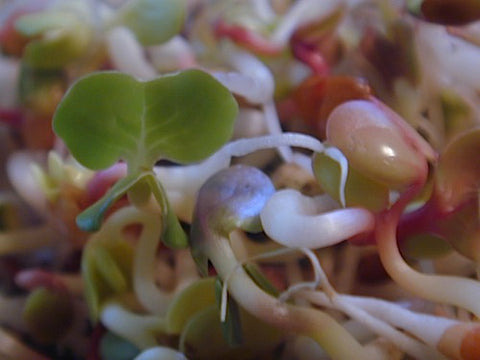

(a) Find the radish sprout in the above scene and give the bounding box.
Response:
[2,1,480,359]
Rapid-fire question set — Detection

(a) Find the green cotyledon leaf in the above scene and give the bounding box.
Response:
[54,69,237,241]
[77,169,188,248]
[15,4,92,69]
[144,173,188,248]
[166,277,216,334]
[312,151,389,212]
[53,69,238,174]
[110,0,186,46]
[76,173,143,231]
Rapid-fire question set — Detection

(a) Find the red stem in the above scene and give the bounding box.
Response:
[375,176,480,318]
[0,108,23,128]
[214,19,283,56]
[290,40,330,76]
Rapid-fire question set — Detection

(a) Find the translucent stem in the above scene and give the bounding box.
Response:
[376,213,480,318]
[212,48,274,105]
[260,189,374,249]
[343,295,459,348]
[300,291,445,359]
[132,210,172,315]
[100,300,166,350]
[262,100,293,162]
[207,236,376,360]
[220,132,324,159]
[103,207,174,316]
[105,27,157,80]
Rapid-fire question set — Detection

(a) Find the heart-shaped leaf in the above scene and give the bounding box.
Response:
[53,69,238,173]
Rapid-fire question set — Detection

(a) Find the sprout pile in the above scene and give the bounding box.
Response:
[1,0,480,359]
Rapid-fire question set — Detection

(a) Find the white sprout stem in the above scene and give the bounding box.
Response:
[203,132,325,186]
[105,26,157,80]
[0,225,58,255]
[376,215,480,318]
[300,291,446,360]
[220,246,299,322]
[154,153,230,223]
[132,211,173,316]
[220,244,333,322]
[262,100,294,162]
[100,301,166,350]
[341,295,460,349]
[211,51,293,161]
[213,49,275,105]
[278,247,336,302]
[147,35,197,72]
[208,236,376,360]
[219,132,325,161]
[127,208,172,315]
[133,346,188,360]
[102,206,174,316]
[260,189,375,249]
[7,151,49,214]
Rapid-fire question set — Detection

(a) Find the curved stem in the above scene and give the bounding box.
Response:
[104,207,174,316]
[220,132,324,159]
[341,295,458,347]
[261,189,374,249]
[300,291,444,360]
[376,216,480,318]
[100,300,166,350]
[375,183,480,318]
[207,235,376,360]
[132,210,172,315]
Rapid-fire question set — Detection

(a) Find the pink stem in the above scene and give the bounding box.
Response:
[375,181,480,317]
[214,19,283,56]
[0,108,23,128]
[290,40,329,76]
